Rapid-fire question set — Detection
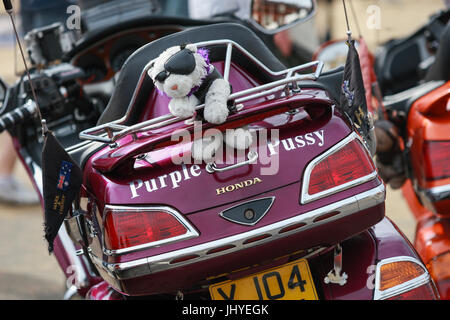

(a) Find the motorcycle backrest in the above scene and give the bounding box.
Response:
[375,9,449,96]
[425,21,450,82]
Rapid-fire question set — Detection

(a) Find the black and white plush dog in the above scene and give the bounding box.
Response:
[148,43,252,162]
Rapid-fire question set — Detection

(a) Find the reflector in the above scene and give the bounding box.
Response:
[379,260,425,291]
[428,251,450,282]
[386,283,438,300]
[308,138,375,195]
[422,141,450,181]
[375,258,439,300]
[104,208,190,251]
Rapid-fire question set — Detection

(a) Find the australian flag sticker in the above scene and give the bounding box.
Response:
[56,161,73,191]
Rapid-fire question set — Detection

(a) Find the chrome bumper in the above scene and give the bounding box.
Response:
[90,183,385,280]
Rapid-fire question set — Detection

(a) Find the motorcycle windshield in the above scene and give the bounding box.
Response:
[79,0,249,32]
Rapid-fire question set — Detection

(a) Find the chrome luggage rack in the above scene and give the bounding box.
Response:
[78,39,324,145]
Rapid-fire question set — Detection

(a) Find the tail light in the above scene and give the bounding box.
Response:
[103,205,198,254]
[385,283,439,300]
[374,256,439,300]
[417,141,450,215]
[422,141,450,181]
[427,251,450,299]
[301,132,377,204]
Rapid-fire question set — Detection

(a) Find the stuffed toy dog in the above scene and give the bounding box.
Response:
[148,43,252,162]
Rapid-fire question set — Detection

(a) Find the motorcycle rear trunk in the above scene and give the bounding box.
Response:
[78,56,385,296]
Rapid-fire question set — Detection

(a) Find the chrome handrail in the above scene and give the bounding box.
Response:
[79,39,324,145]
[206,150,258,173]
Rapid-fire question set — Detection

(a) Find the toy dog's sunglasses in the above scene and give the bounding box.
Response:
[155,49,196,83]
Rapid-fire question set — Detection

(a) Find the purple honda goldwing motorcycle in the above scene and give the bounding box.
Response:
[0,0,440,300]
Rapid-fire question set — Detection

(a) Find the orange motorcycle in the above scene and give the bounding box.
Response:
[374,9,450,299]
[314,8,450,299]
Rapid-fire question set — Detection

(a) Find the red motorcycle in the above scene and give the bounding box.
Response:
[0,0,439,300]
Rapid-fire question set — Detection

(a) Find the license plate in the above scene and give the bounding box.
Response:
[209,258,318,300]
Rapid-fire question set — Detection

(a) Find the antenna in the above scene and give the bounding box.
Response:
[341,0,352,40]
[348,0,362,38]
[2,0,48,135]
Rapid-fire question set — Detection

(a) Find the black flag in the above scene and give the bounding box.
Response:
[340,39,370,138]
[42,131,83,253]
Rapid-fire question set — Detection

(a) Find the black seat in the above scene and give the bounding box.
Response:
[96,23,286,125]
[383,21,449,114]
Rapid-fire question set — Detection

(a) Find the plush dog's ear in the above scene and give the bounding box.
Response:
[147,61,155,79]
[184,43,197,53]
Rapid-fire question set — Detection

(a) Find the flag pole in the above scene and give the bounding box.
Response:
[349,0,362,39]
[341,0,352,41]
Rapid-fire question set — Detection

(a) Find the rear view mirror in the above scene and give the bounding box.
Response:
[249,0,315,34]
[313,40,359,72]
[0,78,7,111]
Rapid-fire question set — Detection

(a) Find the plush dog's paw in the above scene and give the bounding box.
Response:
[191,134,223,163]
[168,97,197,118]
[204,103,229,124]
[225,127,253,150]
[203,79,231,124]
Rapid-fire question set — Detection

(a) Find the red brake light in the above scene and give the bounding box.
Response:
[422,141,450,181]
[386,283,439,300]
[104,207,197,252]
[307,137,375,196]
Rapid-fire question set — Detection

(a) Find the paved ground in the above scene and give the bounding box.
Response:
[0,0,445,300]
[0,166,66,299]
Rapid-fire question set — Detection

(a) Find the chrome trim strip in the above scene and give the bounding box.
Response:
[218,196,276,226]
[300,132,378,204]
[91,184,385,280]
[373,256,431,300]
[421,184,450,202]
[102,205,200,256]
[428,184,450,195]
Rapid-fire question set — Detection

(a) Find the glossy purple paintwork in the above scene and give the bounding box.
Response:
[86,281,125,300]
[59,59,431,299]
[88,96,340,209]
[79,72,390,295]
[86,217,425,299]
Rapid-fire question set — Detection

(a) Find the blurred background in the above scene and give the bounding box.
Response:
[0,0,447,299]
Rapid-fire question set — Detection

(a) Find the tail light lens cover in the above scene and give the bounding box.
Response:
[422,141,450,181]
[301,132,377,204]
[428,250,450,299]
[374,256,438,300]
[103,205,199,255]
[420,185,450,215]
[428,251,450,283]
